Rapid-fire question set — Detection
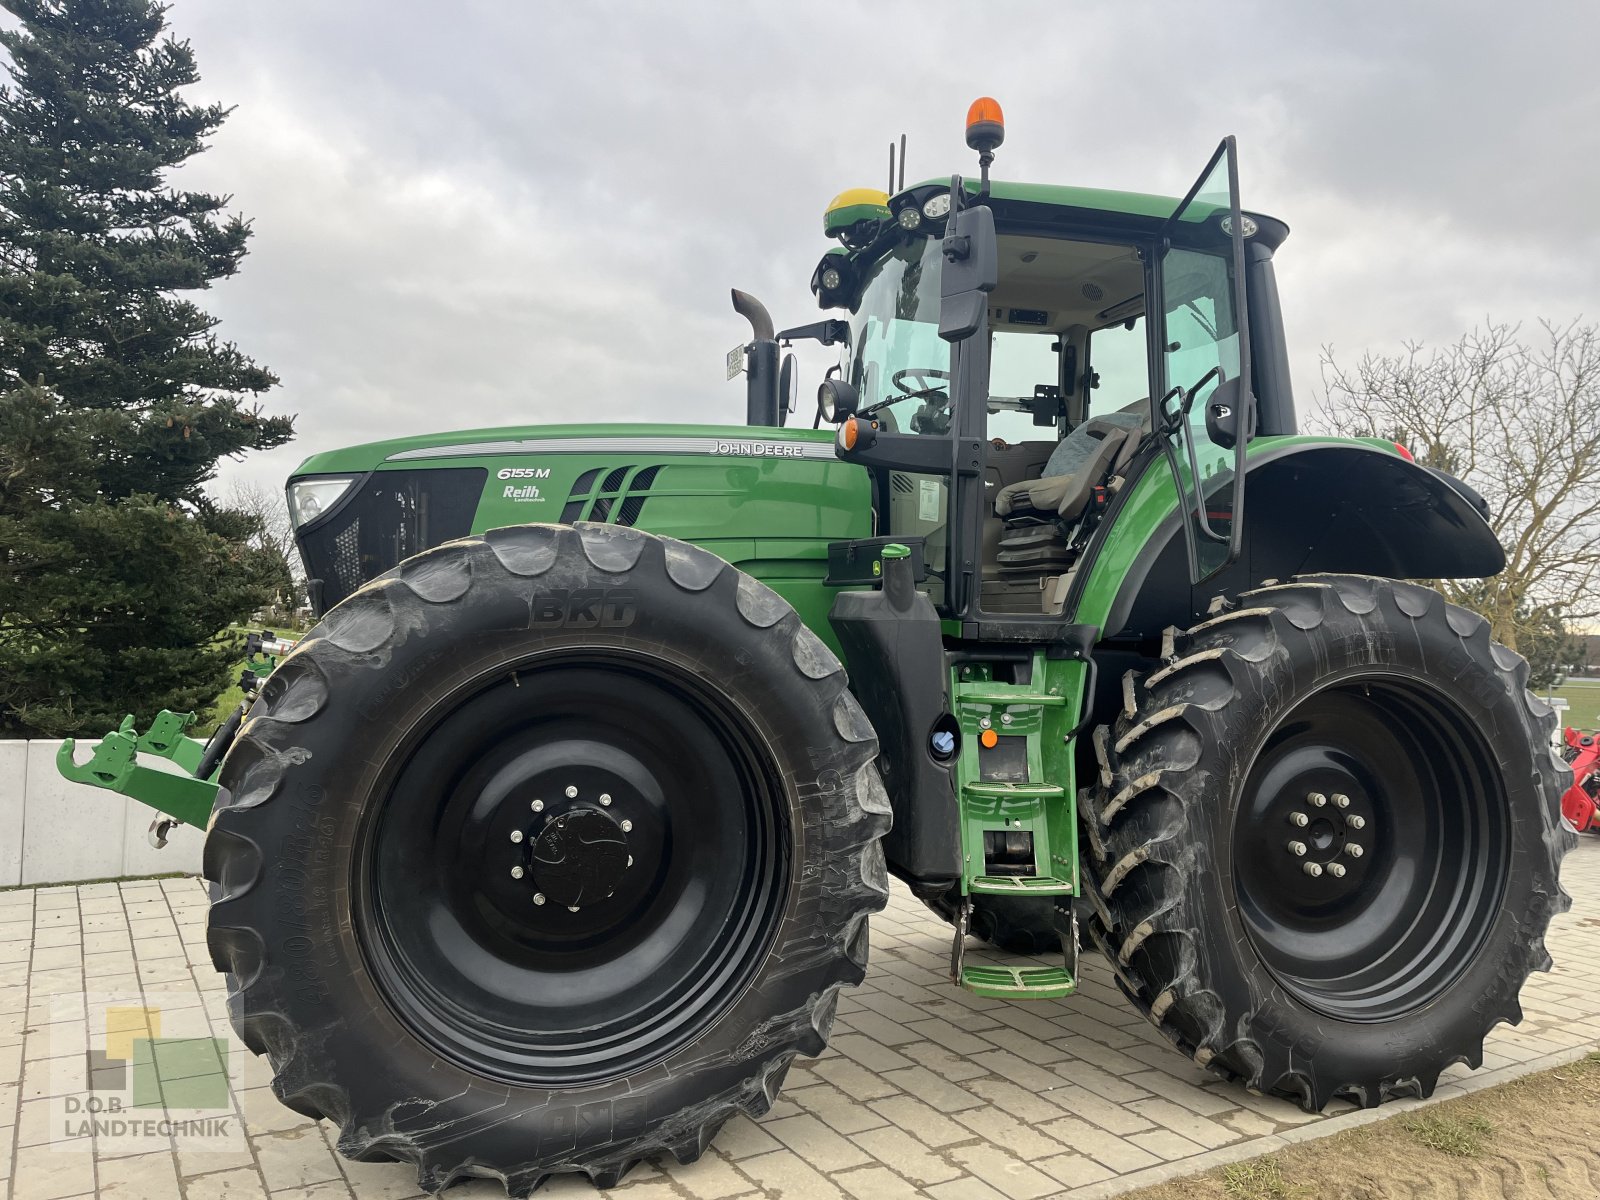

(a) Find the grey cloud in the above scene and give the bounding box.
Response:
[103,0,1597,492]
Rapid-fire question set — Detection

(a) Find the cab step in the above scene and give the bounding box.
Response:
[950,898,1080,1001]
[956,691,1068,707]
[969,874,1075,896]
[960,963,1076,1000]
[962,781,1065,800]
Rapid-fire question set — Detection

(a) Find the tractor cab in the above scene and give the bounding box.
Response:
[803,102,1292,635]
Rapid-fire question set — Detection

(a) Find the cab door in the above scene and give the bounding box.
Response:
[1155,137,1254,581]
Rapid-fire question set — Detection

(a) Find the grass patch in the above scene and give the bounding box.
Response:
[1550,677,1600,729]
[1123,1052,1600,1200]
[1221,1157,1302,1199]
[1401,1112,1493,1157]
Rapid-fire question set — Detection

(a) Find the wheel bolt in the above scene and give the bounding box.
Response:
[565,785,578,798]
[510,830,524,843]
[532,893,546,906]
[531,799,544,813]
[1308,792,1327,807]
[1287,840,1307,857]
[1328,863,1347,878]
[1289,812,1309,827]
[621,819,633,833]
[510,865,525,880]
[1348,815,1365,830]
[1347,844,1364,858]
[600,793,612,806]
[1333,793,1350,809]
[1303,862,1323,877]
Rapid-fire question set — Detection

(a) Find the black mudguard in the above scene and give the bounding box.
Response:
[1111,443,1505,639]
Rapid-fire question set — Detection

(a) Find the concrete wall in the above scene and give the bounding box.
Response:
[0,739,205,887]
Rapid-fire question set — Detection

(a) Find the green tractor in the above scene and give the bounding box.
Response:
[61,100,1572,1193]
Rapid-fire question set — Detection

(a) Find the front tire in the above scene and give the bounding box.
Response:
[1082,574,1572,1110]
[204,524,890,1193]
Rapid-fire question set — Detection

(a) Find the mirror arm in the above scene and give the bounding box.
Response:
[777,319,849,347]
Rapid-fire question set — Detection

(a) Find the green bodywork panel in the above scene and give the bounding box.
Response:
[296,423,871,655]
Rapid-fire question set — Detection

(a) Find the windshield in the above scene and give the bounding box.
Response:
[846,237,950,434]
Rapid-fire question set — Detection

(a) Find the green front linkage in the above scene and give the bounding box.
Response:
[56,709,220,830]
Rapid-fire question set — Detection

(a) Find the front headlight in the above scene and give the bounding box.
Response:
[287,475,359,527]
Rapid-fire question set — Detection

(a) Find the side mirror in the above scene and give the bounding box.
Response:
[818,377,859,423]
[1205,376,1254,450]
[778,354,798,427]
[939,201,997,342]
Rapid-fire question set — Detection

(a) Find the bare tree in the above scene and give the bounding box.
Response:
[227,477,303,605]
[1316,319,1600,654]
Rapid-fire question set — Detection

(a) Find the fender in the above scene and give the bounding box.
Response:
[1092,439,1504,640]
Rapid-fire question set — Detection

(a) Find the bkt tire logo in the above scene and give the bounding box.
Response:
[498,467,551,480]
[533,588,637,629]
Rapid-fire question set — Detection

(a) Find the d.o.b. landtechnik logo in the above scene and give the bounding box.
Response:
[48,994,244,1156]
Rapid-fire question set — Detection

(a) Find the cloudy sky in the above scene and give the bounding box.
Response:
[89,0,1600,494]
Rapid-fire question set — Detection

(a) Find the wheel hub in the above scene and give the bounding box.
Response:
[528,807,630,908]
[1280,789,1371,883]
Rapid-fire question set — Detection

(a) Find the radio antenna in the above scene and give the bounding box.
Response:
[898,134,907,192]
[887,142,895,195]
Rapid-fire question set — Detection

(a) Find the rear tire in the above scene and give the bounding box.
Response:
[1081,574,1572,1110]
[204,524,890,1194]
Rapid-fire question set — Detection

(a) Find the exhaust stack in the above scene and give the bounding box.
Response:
[731,289,781,427]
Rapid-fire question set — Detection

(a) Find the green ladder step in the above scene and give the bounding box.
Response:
[956,691,1067,707]
[970,874,1075,896]
[962,781,1066,800]
[960,964,1076,1000]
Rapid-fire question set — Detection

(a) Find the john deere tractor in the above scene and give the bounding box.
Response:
[62,100,1573,1193]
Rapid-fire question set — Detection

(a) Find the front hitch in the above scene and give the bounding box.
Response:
[56,709,221,831]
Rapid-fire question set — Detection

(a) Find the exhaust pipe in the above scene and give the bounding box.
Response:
[731,289,781,427]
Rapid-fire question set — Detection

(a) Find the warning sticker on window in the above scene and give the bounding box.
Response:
[918,478,942,523]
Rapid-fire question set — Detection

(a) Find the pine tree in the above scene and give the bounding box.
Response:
[0,0,294,737]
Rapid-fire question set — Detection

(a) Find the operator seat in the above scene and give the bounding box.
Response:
[993,403,1147,522]
[989,400,1149,581]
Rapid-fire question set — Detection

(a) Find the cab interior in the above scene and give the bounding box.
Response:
[876,233,1155,615]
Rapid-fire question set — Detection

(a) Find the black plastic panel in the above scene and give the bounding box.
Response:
[298,468,485,615]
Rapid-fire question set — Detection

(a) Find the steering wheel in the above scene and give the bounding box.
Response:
[891,368,951,398]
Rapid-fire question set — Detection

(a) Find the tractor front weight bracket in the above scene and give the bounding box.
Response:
[56,710,219,832]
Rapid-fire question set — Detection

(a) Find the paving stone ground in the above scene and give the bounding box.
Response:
[3,836,1597,1200]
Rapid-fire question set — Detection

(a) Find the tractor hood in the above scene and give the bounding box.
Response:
[287,423,872,622]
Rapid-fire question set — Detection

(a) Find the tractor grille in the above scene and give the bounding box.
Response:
[560,464,663,526]
[298,467,485,615]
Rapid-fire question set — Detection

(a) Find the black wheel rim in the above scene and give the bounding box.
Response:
[353,650,789,1086]
[1232,675,1510,1022]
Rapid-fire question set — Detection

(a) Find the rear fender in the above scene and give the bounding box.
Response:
[1106,442,1504,639]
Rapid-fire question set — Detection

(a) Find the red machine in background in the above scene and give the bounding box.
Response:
[1561,727,1600,833]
